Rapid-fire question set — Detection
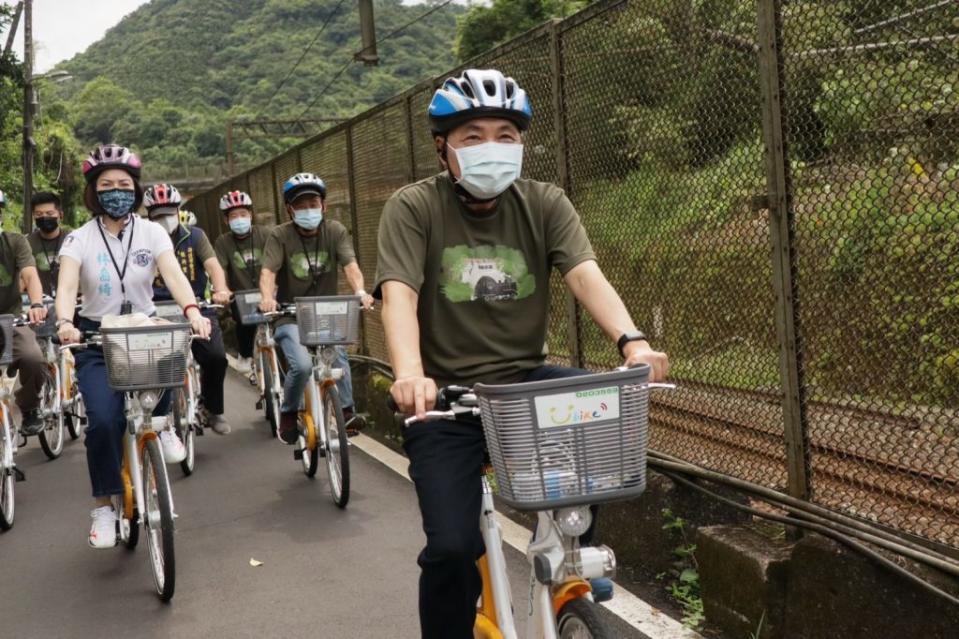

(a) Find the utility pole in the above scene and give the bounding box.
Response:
[354,0,379,65]
[3,1,23,57]
[225,118,234,176]
[21,0,33,234]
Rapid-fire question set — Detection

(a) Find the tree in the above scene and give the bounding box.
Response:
[455,0,593,61]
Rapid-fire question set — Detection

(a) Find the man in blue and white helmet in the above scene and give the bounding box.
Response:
[374,69,670,637]
[258,172,374,444]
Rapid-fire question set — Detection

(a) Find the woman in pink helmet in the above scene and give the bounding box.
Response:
[54,144,212,549]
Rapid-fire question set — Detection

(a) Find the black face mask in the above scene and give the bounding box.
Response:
[36,217,59,233]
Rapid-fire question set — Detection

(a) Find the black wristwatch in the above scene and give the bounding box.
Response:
[30,302,43,309]
[617,331,648,357]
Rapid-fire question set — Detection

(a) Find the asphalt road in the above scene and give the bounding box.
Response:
[0,371,648,638]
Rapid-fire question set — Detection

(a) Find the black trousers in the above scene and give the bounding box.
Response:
[230,301,257,359]
[403,365,592,639]
[193,314,228,415]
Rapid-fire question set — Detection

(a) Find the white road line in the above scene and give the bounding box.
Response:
[226,358,701,638]
[350,433,703,639]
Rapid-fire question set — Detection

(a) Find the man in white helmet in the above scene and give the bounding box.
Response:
[375,68,669,638]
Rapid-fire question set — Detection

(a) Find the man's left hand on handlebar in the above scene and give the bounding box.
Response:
[356,290,374,311]
[27,303,48,325]
[623,341,669,382]
[211,289,232,306]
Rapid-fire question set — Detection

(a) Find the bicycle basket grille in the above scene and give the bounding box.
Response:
[152,301,182,323]
[476,367,650,510]
[234,289,267,325]
[0,315,13,366]
[101,324,192,390]
[294,295,361,346]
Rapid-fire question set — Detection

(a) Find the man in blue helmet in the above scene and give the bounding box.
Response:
[258,173,374,444]
[374,69,670,637]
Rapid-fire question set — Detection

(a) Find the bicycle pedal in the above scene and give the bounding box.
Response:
[318,448,326,458]
[195,427,205,437]
[293,448,304,460]
[13,467,25,482]
[255,399,264,410]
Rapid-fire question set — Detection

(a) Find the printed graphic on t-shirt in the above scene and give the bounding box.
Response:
[36,253,57,272]
[131,249,152,268]
[231,247,263,272]
[97,252,113,297]
[291,251,329,280]
[440,245,535,303]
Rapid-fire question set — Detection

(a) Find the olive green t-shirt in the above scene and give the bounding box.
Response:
[0,232,37,315]
[28,228,69,296]
[262,220,356,324]
[214,225,268,291]
[373,174,595,387]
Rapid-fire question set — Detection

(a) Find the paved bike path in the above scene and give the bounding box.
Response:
[0,372,648,638]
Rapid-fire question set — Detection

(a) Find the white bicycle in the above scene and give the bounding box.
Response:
[395,367,661,638]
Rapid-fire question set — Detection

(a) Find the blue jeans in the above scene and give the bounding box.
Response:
[274,323,353,413]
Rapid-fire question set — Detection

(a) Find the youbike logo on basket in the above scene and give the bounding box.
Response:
[534,386,620,428]
[314,301,349,316]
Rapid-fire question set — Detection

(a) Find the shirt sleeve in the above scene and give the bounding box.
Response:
[333,222,356,266]
[372,189,428,298]
[194,229,216,263]
[261,226,285,272]
[214,235,230,269]
[543,186,596,275]
[12,233,36,269]
[58,228,85,263]
[147,220,175,257]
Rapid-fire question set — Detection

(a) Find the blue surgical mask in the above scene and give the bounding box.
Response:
[98,189,136,219]
[452,142,524,200]
[229,217,252,235]
[293,208,323,230]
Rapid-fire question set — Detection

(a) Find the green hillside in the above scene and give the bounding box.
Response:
[53,0,464,177]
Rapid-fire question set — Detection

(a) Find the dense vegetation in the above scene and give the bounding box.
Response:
[52,0,464,180]
[0,5,86,227]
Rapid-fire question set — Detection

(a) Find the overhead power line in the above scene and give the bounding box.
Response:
[256,0,350,117]
[297,0,457,120]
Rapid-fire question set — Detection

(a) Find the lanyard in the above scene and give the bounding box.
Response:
[40,233,64,270]
[297,229,323,284]
[96,216,135,299]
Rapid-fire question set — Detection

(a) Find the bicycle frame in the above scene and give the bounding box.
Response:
[119,393,169,523]
[301,346,342,453]
[0,386,15,479]
[255,323,283,405]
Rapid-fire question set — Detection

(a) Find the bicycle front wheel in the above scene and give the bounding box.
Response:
[323,387,350,509]
[0,428,14,530]
[38,375,64,460]
[557,598,613,639]
[142,437,176,601]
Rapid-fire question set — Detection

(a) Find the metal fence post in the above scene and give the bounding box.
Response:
[269,162,280,225]
[344,124,366,355]
[550,18,583,369]
[405,95,418,183]
[757,0,810,501]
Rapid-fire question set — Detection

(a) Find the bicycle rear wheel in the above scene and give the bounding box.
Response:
[0,426,14,531]
[323,387,350,509]
[173,388,195,476]
[142,437,176,602]
[556,598,612,639]
[38,374,64,460]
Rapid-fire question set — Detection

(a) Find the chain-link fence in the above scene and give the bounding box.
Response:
[188,0,959,554]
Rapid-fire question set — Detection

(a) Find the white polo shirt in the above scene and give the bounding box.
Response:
[60,215,174,321]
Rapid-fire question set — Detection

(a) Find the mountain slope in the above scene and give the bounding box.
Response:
[55,0,464,172]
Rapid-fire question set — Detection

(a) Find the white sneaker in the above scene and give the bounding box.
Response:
[89,506,116,549]
[206,411,232,435]
[235,357,253,375]
[159,429,187,464]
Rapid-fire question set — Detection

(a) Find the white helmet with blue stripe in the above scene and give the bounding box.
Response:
[428,69,532,134]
